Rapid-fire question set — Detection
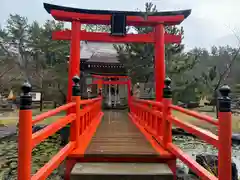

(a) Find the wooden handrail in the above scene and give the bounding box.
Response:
[167,143,218,180]
[33,102,76,124]
[170,104,218,125]
[32,114,76,148]
[168,115,219,148]
[18,88,103,180]
[129,87,232,180]
[31,142,75,180]
[132,98,163,109]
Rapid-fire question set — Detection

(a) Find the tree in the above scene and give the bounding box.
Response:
[30,20,69,104]
[0,14,69,104]
[200,45,240,115]
[0,14,31,83]
[114,2,200,103]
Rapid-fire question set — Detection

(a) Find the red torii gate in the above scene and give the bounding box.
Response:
[16,3,233,180]
[43,3,191,105]
[91,74,131,106]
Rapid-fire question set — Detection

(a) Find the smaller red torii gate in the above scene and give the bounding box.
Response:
[91,74,132,106]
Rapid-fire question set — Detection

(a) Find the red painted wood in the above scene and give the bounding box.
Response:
[161,98,172,148]
[51,10,185,26]
[31,142,75,180]
[32,114,76,148]
[92,74,129,79]
[154,24,165,102]
[168,143,218,180]
[127,79,132,108]
[17,109,32,180]
[64,159,77,180]
[79,97,102,105]
[132,98,164,109]
[67,21,81,111]
[167,159,177,180]
[99,80,129,85]
[70,112,103,156]
[169,116,219,148]
[52,30,182,44]
[218,112,232,180]
[128,113,174,159]
[170,104,218,125]
[32,102,76,124]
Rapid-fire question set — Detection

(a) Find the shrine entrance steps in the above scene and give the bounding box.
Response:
[70,162,173,180]
[69,111,175,180]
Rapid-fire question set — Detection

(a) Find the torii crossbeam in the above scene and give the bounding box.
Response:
[43,3,191,108]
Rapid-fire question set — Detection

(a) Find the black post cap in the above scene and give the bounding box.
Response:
[20,82,32,110]
[218,85,231,112]
[163,77,172,98]
[164,77,171,87]
[21,82,31,94]
[72,75,81,96]
[72,75,80,85]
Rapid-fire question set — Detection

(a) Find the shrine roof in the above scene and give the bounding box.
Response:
[43,3,191,19]
[80,42,120,64]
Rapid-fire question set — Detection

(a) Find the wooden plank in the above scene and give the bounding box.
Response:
[84,111,159,158]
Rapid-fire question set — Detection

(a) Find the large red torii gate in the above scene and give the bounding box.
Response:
[16,4,233,180]
[43,3,191,105]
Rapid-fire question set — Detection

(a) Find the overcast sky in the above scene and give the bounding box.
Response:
[0,0,240,50]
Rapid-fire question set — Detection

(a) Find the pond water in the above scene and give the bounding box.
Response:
[0,134,239,179]
[173,135,240,177]
[0,134,64,180]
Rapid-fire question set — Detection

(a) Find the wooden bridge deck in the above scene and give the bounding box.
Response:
[85,111,157,157]
[70,111,174,161]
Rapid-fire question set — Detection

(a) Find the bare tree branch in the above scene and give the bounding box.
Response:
[214,28,240,91]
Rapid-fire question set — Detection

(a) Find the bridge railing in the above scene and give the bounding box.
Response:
[130,98,163,137]
[17,76,103,180]
[130,78,232,180]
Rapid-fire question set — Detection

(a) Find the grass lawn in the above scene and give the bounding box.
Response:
[0,108,65,126]
[0,106,240,134]
[172,109,240,134]
[0,116,64,126]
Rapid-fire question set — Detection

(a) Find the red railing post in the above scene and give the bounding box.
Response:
[152,105,158,135]
[127,78,132,111]
[162,77,172,148]
[17,82,33,180]
[72,75,81,148]
[218,85,232,180]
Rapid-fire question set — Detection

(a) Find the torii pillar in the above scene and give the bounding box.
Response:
[67,21,81,114]
[155,24,165,102]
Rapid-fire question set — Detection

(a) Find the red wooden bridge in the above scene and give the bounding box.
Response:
[17,3,232,180]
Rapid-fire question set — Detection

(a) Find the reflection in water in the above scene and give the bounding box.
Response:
[104,110,126,124]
